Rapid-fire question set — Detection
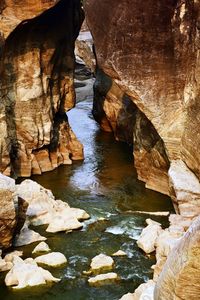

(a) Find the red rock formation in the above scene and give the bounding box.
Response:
[0,0,84,177]
[84,0,200,206]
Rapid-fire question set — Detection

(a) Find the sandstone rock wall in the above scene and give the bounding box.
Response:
[0,0,84,177]
[154,216,200,300]
[84,0,200,203]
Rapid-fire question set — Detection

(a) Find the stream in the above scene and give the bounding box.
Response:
[0,68,174,300]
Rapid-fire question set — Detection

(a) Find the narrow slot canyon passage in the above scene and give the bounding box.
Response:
[0,47,174,300]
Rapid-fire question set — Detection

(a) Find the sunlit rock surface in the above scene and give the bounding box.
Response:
[88,272,118,286]
[5,256,60,289]
[84,0,200,202]
[35,252,67,267]
[154,216,200,300]
[0,0,84,177]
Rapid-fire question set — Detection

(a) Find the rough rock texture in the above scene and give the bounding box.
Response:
[0,0,84,177]
[154,216,200,300]
[85,0,200,202]
[0,173,27,249]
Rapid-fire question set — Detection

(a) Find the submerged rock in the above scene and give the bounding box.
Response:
[88,272,119,286]
[32,242,51,254]
[90,254,114,273]
[35,252,67,267]
[5,256,60,289]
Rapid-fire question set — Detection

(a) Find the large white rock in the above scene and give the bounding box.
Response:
[88,272,118,286]
[35,252,67,267]
[14,222,46,247]
[137,219,162,254]
[4,251,23,263]
[5,256,60,289]
[46,215,83,233]
[132,280,155,300]
[90,254,114,272]
[16,180,90,233]
[32,242,51,254]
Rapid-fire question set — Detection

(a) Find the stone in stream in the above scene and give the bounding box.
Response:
[88,272,119,286]
[35,252,67,267]
[16,180,90,233]
[136,219,162,254]
[5,256,60,289]
[90,254,114,273]
[32,242,51,254]
[120,280,155,300]
[112,250,127,257]
[14,222,46,247]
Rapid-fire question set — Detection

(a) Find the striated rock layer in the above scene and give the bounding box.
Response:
[154,216,200,300]
[84,0,200,208]
[0,0,84,177]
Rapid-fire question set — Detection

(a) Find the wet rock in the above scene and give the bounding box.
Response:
[90,254,114,273]
[137,219,162,254]
[88,272,119,286]
[5,256,60,289]
[35,252,67,267]
[32,242,51,254]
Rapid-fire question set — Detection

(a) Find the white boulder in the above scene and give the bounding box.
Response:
[32,242,51,254]
[137,219,162,253]
[5,256,60,289]
[90,254,114,272]
[88,272,118,286]
[35,252,67,267]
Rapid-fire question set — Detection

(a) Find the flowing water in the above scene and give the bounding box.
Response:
[0,74,174,300]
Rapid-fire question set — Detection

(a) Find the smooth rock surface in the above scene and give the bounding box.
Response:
[14,222,46,247]
[137,219,162,254]
[88,272,118,286]
[35,252,67,267]
[5,256,60,289]
[90,254,114,272]
[32,242,51,254]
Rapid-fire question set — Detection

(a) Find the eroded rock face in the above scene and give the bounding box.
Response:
[0,0,84,177]
[0,174,27,249]
[154,216,200,300]
[84,0,200,200]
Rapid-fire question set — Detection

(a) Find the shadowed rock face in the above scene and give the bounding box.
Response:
[0,0,84,177]
[84,0,200,201]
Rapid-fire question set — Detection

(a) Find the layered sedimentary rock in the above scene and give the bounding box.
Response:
[0,174,27,249]
[85,0,200,205]
[154,216,200,300]
[0,0,84,177]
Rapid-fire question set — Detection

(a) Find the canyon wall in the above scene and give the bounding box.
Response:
[0,0,84,177]
[84,0,200,212]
